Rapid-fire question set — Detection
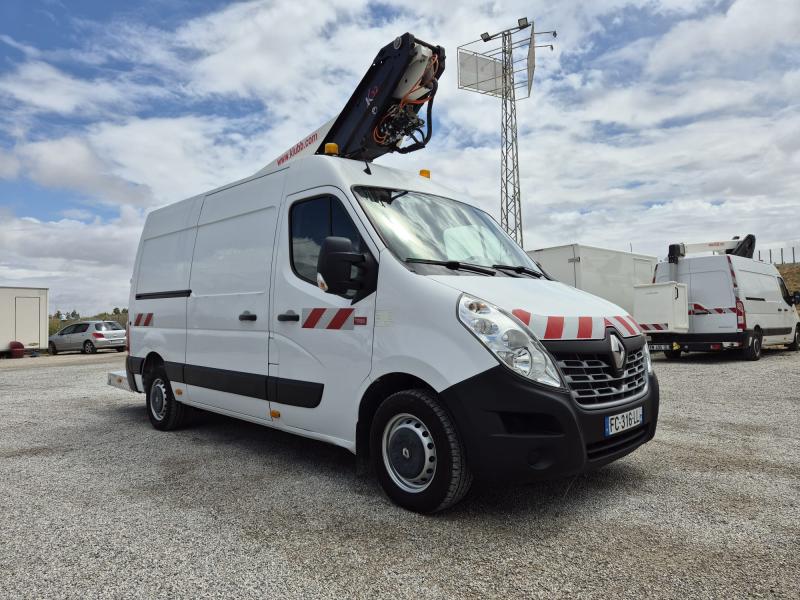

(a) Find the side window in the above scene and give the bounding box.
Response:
[60,325,75,335]
[778,278,791,304]
[74,324,89,333]
[290,196,363,283]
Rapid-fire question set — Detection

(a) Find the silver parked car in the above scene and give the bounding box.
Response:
[49,321,127,355]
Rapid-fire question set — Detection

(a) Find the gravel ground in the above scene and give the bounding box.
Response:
[1,349,798,599]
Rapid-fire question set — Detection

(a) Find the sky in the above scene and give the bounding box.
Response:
[0,0,799,315]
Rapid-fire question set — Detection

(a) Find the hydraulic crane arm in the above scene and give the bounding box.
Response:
[260,33,445,172]
[667,234,756,263]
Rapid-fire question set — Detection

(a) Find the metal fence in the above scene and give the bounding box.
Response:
[756,246,798,265]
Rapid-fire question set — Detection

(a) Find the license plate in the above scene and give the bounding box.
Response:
[649,343,670,351]
[604,407,643,437]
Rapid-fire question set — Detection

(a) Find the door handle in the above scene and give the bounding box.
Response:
[239,311,257,321]
[277,312,300,322]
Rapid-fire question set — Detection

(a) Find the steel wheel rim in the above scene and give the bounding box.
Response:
[382,412,436,494]
[150,378,168,421]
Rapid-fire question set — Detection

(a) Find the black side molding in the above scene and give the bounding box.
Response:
[135,360,324,408]
[135,289,192,300]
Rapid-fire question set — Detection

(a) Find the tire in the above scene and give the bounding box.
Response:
[48,342,58,355]
[82,340,96,354]
[663,349,681,360]
[788,326,799,351]
[370,389,472,514]
[116,347,125,352]
[144,365,187,431]
[742,329,762,361]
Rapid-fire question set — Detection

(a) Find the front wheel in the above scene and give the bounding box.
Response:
[663,349,682,360]
[370,389,472,513]
[48,342,58,355]
[82,340,96,354]
[788,326,799,351]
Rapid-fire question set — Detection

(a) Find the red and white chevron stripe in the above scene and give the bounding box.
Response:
[134,313,153,327]
[511,310,641,340]
[688,303,736,315]
[639,323,669,331]
[301,308,358,330]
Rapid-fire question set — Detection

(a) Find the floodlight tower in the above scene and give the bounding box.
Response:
[458,18,556,247]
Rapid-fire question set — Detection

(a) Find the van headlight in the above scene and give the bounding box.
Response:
[457,294,563,388]
[642,341,653,374]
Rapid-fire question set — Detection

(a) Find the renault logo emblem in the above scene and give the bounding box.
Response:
[609,334,627,372]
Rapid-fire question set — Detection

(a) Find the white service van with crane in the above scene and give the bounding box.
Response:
[109,34,660,512]
[634,235,800,360]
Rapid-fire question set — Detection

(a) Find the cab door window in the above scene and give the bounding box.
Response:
[290,196,363,284]
[778,277,792,305]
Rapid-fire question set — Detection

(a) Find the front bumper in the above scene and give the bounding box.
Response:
[439,365,660,484]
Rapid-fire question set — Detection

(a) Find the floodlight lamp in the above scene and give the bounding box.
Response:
[518,17,529,29]
[480,32,491,42]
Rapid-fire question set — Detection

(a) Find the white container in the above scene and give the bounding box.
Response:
[529,244,656,315]
[633,282,689,333]
[0,286,49,352]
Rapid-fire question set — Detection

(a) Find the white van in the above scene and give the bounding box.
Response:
[641,254,799,360]
[112,154,660,512]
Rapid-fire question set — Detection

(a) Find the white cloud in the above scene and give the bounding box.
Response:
[0,149,20,178]
[0,207,143,314]
[18,137,152,206]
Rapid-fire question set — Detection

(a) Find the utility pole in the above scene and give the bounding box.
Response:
[457,18,556,247]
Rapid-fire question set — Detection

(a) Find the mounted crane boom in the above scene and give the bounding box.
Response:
[260,33,445,173]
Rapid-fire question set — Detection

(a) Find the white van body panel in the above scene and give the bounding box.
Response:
[370,251,497,394]
[531,244,656,315]
[185,170,286,420]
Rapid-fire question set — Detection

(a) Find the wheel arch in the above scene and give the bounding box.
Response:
[356,372,436,464]
[141,351,165,381]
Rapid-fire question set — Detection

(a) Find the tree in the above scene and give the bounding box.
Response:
[69,310,80,320]
[113,307,121,315]
[54,310,63,320]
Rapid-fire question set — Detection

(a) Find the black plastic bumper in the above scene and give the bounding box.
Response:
[439,366,660,484]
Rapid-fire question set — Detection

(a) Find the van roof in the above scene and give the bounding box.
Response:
[142,155,465,236]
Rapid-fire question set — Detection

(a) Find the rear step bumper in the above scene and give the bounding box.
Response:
[107,370,133,392]
[647,331,749,352]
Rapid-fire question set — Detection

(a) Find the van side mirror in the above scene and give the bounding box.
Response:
[317,236,365,295]
[793,291,800,306]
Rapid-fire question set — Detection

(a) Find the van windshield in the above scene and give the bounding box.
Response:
[353,187,540,274]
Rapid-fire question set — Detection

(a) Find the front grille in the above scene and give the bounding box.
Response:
[553,349,647,408]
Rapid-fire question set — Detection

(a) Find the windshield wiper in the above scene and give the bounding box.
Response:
[491,264,543,278]
[405,258,496,276]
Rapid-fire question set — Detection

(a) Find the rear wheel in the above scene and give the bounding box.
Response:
[788,326,799,351]
[663,349,682,360]
[116,347,125,352]
[48,342,58,355]
[742,329,762,361]
[144,365,187,431]
[370,389,472,513]
[82,340,96,354]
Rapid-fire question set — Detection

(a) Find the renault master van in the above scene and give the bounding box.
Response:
[111,155,660,512]
[641,254,800,360]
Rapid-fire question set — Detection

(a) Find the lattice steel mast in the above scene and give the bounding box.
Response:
[457,18,556,247]
[499,30,523,244]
